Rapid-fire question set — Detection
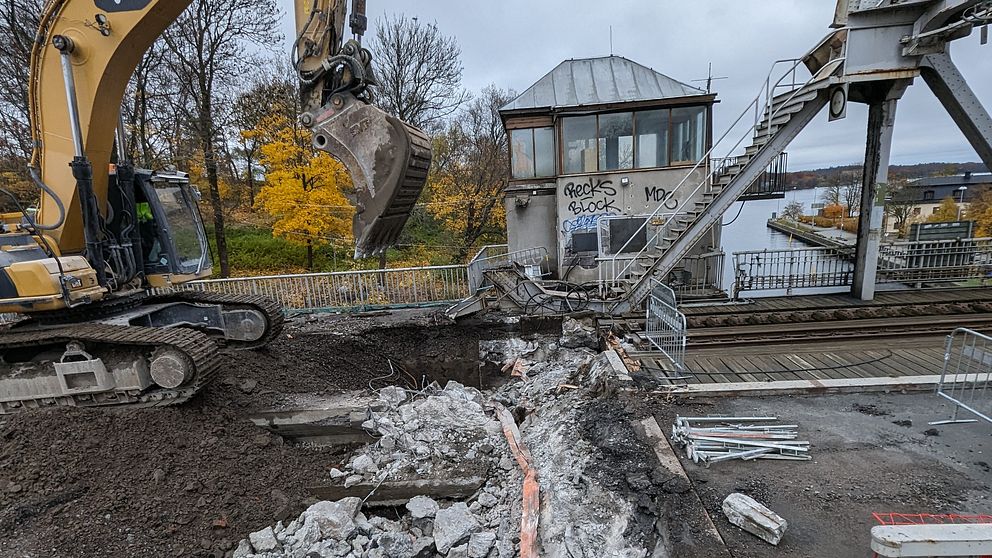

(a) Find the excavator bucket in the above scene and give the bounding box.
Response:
[309,92,433,258]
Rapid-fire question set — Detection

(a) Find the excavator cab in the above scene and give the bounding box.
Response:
[131,170,212,283]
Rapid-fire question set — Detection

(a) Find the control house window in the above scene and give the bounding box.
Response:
[560,105,707,175]
[510,127,556,180]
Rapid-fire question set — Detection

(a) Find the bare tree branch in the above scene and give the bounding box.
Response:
[369,14,469,133]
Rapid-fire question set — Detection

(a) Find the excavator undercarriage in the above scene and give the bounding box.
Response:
[0,291,283,413]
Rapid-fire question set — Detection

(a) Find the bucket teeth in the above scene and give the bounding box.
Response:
[309,93,433,258]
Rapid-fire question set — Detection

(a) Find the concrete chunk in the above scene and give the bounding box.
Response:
[304,497,362,540]
[467,531,497,557]
[722,493,787,546]
[380,386,408,408]
[249,526,282,552]
[406,495,440,519]
[871,524,992,557]
[434,503,481,554]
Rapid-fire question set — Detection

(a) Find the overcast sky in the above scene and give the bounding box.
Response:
[275,0,991,171]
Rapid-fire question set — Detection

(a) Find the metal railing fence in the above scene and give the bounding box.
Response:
[934,328,992,425]
[645,280,687,372]
[878,238,992,285]
[159,265,471,312]
[733,247,854,298]
[732,238,992,297]
[667,251,726,298]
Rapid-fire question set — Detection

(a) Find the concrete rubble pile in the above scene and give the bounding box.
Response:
[234,318,655,558]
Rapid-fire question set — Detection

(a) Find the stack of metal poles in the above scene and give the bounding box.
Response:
[671,416,810,467]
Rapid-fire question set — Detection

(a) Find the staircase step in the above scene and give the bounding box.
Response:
[757,112,794,131]
[766,97,810,118]
[771,87,819,107]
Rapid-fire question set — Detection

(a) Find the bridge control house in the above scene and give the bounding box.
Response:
[499,56,734,290]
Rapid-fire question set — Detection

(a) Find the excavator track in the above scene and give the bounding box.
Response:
[148,290,285,350]
[0,323,223,414]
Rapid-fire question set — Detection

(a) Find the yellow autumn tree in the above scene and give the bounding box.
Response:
[927,196,961,223]
[425,86,512,262]
[255,113,354,270]
[967,188,992,236]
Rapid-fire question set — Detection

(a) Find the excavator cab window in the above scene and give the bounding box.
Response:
[134,171,211,277]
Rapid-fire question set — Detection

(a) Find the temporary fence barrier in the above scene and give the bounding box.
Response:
[933,327,992,425]
[644,280,687,372]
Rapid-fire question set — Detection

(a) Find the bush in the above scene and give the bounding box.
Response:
[822,203,847,219]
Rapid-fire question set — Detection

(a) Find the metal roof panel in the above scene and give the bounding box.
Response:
[501,55,707,113]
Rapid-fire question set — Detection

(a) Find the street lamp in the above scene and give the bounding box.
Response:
[957,186,968,221]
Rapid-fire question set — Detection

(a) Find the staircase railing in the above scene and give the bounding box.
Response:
[600,56,845,297]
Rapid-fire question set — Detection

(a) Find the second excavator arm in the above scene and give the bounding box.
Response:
[292,0,432,257]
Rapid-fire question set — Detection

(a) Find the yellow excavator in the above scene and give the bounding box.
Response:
[0,0,431,413]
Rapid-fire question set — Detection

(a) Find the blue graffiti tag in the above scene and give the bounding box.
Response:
[562,213,613,233]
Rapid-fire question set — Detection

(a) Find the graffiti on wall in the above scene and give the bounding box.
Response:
[644,186,680,210]
[563,178,619,215]
[562,213,611,234]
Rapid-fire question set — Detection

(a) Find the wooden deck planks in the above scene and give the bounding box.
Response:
[680,344,953,386]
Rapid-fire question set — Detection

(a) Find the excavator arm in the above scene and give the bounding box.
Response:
[293,0,432,257]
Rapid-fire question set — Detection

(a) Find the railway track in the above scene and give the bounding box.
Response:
[688,313,992,348]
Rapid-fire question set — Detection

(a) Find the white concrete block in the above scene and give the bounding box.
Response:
[722,493,787,546]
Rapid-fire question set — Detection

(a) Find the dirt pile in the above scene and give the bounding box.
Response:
[0,311,497,558]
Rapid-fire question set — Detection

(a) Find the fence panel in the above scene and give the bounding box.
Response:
[467,246,550,293]
[878,238,992,285]
[733,247,854,297]
[161,265,471,312]
[934,328,992,425]
[668,251,725,298]
[645,280,687,372]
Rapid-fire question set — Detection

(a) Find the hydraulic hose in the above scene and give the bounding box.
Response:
[27,166,66,231]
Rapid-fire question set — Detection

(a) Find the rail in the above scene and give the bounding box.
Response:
[644,280,687,372]
[933,328,992,425]
[602,57,843,296]
[159,265,471,312]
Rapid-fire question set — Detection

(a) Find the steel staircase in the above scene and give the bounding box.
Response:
[605,56,844,314]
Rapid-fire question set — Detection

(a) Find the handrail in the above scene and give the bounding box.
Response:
[604,58,809,273]
[469,244,509,265]
[605,56,846,292]
[184,265,468,284]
